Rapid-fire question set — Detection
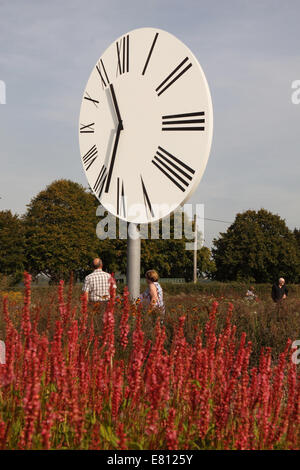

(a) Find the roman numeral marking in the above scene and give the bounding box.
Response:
[142,32,159,75]
[117,177,126,217]
[141,176,154,218]
[80,123,95,133]
[82,145,98,171]
[162,112,205,131]
[116,35,129,75]
[96,59,110,88]
[94,165,107,199]
[84,92,99,108]
[156,57,192,97]
[152,146,195,192]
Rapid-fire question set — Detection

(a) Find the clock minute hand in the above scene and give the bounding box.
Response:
[105,121,122,193]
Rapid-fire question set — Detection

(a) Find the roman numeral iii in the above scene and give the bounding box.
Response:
[116,35,129,75]
[162,112,205,131]
[94,165,107,199]
[82,145,98,171]
[152,146,195,192]
[156,57,192,96]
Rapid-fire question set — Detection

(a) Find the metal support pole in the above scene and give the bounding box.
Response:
[193,215,197,283]
[127,223,141,300]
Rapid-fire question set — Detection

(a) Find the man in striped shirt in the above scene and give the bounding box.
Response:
[82,258,116,307]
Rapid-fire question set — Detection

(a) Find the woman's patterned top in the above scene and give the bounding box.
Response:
[143,282,165,312]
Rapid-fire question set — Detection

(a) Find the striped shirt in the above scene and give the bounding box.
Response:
[82,269,116,302]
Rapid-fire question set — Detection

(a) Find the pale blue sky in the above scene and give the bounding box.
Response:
[0,0,299,247]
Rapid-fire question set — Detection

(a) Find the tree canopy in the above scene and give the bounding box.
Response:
[23,179,102,281]
[0,210,25,276]
[21,179,215,282]
[97,212,215,281]
[294,228,300,252]
[212,209,299,283]
[17,179,300,284]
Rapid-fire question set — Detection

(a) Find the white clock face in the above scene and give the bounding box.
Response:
[79,27,213,224]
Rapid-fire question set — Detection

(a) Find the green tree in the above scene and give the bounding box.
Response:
[140,238,215,281]
[95,211,215,281]
[112,213,215,281]
[0,210,25,276]
[197,246,216,279]
[294,228,300,280]
[23,180,103,282]
[23,179,216,283]
[294,228,300,251]
[212,209,299,283]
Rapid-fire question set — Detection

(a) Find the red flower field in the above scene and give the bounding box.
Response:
[0,273,299,450]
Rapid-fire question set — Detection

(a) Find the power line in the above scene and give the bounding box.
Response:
[194,217,233,224]
[203,217,233,224]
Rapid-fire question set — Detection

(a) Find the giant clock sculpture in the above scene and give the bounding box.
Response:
[79,27,213,224]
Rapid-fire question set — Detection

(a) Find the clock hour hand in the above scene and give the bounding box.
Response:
[105,85,124,194]
[109,83,123,130]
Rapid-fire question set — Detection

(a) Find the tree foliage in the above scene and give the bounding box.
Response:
[6,181,297,285]
[0,210,25,276]
[97,212,215,281]
[294,228,300,253]
[23,180,102,281]
[0,178,213,283]
[212,209,299,283]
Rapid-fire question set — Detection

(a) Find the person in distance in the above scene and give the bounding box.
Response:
[271,277,288,303]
